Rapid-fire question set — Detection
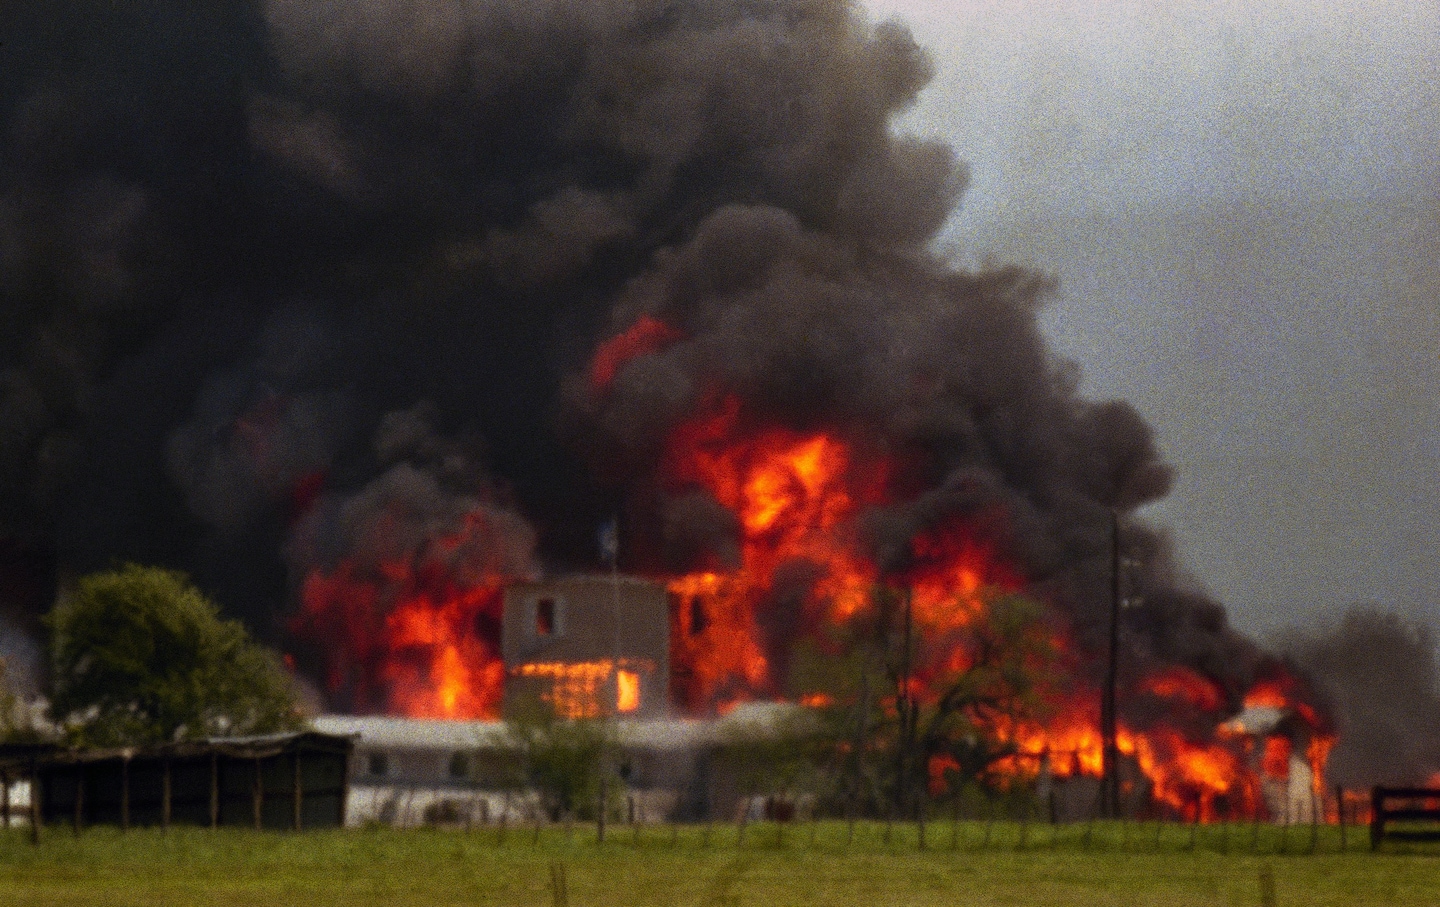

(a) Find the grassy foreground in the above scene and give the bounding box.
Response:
[0,822,1436,907]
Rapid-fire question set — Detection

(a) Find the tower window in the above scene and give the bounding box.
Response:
[689,596,707,636]
[617,669,640,712]
[535,598,556,636]
[367,752,389,777]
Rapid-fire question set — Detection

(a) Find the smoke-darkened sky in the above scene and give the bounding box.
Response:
[865,0,1440,635]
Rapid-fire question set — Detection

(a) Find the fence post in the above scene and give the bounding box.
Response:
[1336,785,1346,851]
[252,757,263,831]
[597,778,606,844]
[1018,795,1030,850]
[950,793,960,851]
[737,792,747,847]
[845,788,856,846]
[28,758,40,845]
[498,790,509,846]
[1370,786,1382,851]
[1191,795,1202,850]
[916,792,926,851]
[1082,782,1099,848]
[72,763,83,836]
[293,751,303,832]
[121,756,131,832]
[1308,790,1318,854]
[982,794,995,848]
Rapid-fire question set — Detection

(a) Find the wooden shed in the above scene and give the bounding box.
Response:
[0,731,354,832]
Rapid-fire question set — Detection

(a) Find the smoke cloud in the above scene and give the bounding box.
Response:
[1279,607,1440,787]
[0,0,1415,749]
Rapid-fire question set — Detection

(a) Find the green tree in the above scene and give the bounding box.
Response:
[503,698,617,821]
[46,564,301,746]
[789,587,1059,816]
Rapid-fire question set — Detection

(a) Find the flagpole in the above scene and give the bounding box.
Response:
[605,516,621,712]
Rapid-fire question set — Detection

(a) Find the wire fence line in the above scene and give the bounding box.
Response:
[426,790,1387,856]
[413,816,1378,856]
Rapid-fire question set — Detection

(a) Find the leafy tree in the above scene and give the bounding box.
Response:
[503,697,617,820]
[790,587,1059,815]
[711,703,831,818]
[46,564,301,746]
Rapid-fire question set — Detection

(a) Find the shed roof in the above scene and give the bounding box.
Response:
[0,730,354,769]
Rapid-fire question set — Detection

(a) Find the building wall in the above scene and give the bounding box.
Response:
[502,576,670,719]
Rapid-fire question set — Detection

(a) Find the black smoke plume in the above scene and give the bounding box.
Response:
[0,0,1362,733]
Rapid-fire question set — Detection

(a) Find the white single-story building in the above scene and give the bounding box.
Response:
[313,706,800,827]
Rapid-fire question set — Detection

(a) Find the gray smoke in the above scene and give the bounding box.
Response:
[166,306,354,534]
[0,0,1375,732]
[1278,607,1440,788]
[285,402,537,711]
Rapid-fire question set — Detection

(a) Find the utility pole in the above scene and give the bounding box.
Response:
[1101,509,1121,818]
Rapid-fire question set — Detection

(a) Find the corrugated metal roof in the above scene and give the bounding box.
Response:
[0,730,354,767]
[312,707,803,752]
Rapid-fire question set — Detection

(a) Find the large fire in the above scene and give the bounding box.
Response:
[650,379,1333,820]
[290,315,1334,820]
[291,509,511,719]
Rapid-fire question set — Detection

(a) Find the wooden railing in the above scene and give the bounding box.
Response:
[1370,786,1440,849]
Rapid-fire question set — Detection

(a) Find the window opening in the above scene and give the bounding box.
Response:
[616,669,641,712]
[535,598,556,636]
[448,752,471,779]
[367,752,389,777]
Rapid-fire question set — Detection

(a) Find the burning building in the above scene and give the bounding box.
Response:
[0,0,1355,820]
[503,575,669,720]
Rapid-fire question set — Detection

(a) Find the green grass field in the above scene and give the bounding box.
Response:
[0,821,1435,906]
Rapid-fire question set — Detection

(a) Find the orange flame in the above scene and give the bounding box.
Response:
[663,397,886,709]
[654,396,1339,820]
[291,510,515,719]
[588,315,685,395]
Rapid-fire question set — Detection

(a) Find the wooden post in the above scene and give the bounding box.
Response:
[916,792,926,851]
[1018,795,1030,850]
[252,758,263,831]
[292,751,303,832]
[597,778,606,844]
[338,749,351,829]
[28,759,40,846]
[737,791,748,847]
[210,753,219,829]
[120,757,130,832]
[161,759,172,831]
[72,764,84,835]
[1187,795,1199,850]
[1370,785,1382,850]
[950,792,960,851]
[1337,785,1347,851]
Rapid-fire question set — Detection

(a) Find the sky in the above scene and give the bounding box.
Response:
[860,0,1440,634]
